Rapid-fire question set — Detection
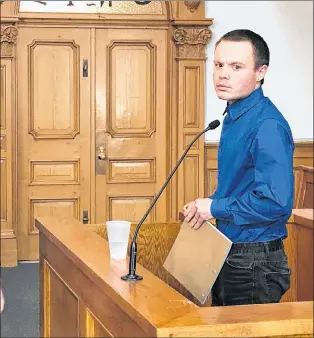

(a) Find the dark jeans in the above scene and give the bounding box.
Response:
[211,238,291,306]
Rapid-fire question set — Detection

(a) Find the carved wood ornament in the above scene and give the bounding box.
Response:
[184,1,201,13]
[1,25,18,57]
[173,27,211,58]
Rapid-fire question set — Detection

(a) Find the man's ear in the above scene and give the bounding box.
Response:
[256,65,268,82]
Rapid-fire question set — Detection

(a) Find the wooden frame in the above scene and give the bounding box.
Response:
[0,16,18,266]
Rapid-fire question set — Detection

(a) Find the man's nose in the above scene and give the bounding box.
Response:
[219,67,230,79]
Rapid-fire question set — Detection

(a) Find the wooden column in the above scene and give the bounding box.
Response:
[0,21,18,266]
[172,22,212,215]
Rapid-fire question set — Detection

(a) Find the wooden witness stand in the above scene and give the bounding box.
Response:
[36,209,313,337]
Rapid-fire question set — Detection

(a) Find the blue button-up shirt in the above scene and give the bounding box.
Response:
[210,87,294,243]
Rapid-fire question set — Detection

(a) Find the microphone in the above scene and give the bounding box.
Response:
[121,119,220,281]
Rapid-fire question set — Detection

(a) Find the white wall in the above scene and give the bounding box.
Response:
[205,1,313,141]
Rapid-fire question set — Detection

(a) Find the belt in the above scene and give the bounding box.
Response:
[230,238,284,253]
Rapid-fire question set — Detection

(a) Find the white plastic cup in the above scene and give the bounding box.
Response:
[106,220,131,259]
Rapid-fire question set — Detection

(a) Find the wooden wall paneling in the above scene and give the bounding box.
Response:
[41,258,79,337]
[204,143,219,198]
[173,24,212,213]
[282,210,313,303]
[293,142,314,167]
[42,257,113,338]
[85,308,113,338]
[296,223,313,301]
[169,25,178,221]
[282,220,298,302]
[0,23,18,267]
[89,28,96,225]
[205,142,314,200]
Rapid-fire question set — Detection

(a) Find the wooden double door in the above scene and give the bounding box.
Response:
[17,26,168,260]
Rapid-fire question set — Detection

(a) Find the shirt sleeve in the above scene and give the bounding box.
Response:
[210,119,294,225]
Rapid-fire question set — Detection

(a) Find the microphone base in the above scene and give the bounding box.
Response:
[121,273,143,281]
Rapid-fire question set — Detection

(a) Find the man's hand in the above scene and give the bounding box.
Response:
[183,198,213,230]
[183,201,197,222]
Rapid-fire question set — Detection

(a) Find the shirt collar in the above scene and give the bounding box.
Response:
[223,87,264,120]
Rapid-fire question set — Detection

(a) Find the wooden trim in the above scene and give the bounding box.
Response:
[0,232,18,267]
[173,24,212,216]
[0,32,18,267]
[90,28,96,224]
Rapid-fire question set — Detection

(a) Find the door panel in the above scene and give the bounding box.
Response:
[95,28,168,224]
[18,28,91,260]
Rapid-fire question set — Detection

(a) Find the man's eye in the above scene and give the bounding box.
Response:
[233,65,241,70]
[215,63,223,68]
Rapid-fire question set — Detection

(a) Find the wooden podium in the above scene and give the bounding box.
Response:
[36,210,313,337]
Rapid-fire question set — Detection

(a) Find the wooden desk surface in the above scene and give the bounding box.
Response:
[159,301,313,337]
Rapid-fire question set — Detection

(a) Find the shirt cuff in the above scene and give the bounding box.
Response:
[210,198,230,220]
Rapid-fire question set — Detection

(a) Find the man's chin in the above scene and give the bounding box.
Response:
[217,92,235,101]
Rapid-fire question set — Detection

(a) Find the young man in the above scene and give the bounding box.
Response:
[183,29,294,306]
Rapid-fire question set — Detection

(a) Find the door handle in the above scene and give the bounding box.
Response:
[97,146,106,160]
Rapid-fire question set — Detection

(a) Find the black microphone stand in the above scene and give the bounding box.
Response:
[121,120,220,281]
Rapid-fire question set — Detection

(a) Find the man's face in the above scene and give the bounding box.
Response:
[213,40,267,103]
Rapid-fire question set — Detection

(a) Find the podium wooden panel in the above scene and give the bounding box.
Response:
[283,209,314,302]
[36,212,313,337]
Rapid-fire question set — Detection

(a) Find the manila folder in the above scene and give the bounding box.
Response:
[163,219,232,304]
